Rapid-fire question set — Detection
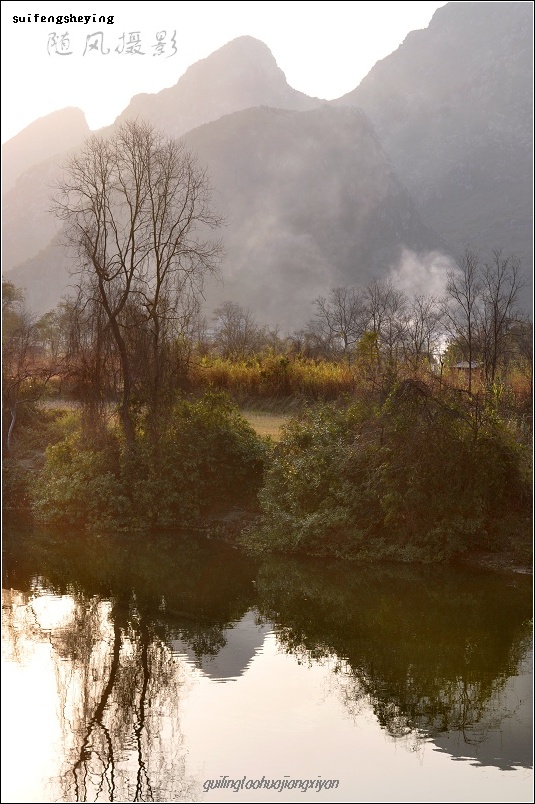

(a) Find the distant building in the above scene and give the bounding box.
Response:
[451,361,481,371]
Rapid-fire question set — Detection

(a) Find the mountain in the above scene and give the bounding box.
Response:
[113,36,321,138]
[335,1,533,289]
[4,238,72,320]
[2,107,89,193]
[3,157,68,272]
[184,105,443,326]
[4,6,532,323]
[2,37,319,276]
[8,105,444,328]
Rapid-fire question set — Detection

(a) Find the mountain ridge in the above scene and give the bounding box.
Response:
[3,3,532,322]
[112,35,322,138]
[2,107,90,193]
[334,1,533,278]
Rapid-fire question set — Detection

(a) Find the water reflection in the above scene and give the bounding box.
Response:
[171,611,272,681]
[2,527,532,803]
[3,583,197,801]
[256,557,533,770]
[3,529,260,802]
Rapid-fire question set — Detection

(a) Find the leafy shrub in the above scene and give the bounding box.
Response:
[3,406,83,523]
[3,458,33,520]
[32,393,268,532]
[127,393,268,528]
[32,431,129,531]
[243,383,531,562]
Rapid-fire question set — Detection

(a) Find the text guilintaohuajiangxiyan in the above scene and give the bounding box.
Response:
[203,776,340,793]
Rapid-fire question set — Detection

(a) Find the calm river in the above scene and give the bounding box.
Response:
[2,527,532,802]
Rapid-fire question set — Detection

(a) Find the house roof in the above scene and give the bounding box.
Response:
[451,361,480,369]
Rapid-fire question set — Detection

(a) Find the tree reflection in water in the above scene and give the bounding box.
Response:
[7,586,195,801]
[2,526,533,792]
[3,528,258,801]
[256,557,532,768]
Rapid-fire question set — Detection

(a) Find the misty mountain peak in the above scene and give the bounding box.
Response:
[186,35,284,79]
[335,0,533,276]
[2,107,90,192]
[4,106,88,147]
[175,35,294,106]
[115,35,319,138]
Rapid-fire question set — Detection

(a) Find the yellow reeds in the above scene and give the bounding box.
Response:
[190,355,356,403]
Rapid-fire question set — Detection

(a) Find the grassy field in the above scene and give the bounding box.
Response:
[241,410,290,441]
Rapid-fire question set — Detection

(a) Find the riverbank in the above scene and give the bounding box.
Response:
[4,394,532,568]
[458,548,532,576]
[187,506,532,576]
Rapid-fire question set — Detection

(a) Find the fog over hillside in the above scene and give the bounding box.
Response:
[185,105,444,326]
[335,1,533,287]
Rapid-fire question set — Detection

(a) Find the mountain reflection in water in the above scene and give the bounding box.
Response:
[2,528,532,802]
[171,611,272,682]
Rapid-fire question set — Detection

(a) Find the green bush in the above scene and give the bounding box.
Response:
[126,393,268,529]
[3,458,33,520]
[242,383,531,562]
[32,431,129,531]
[32,393,268,532]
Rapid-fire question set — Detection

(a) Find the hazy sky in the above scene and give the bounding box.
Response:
[1,1,446,143]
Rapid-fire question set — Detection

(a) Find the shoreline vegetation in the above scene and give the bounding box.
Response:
[3,361,532,570]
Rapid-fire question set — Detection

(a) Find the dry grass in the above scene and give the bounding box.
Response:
[241,410,290,441]
[191,355,356,401]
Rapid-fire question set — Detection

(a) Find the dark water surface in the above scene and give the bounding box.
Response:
[2,527,532,802]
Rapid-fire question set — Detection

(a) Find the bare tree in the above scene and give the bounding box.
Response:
[444,248,482,395]
[404,294,443,371]
[61,295,118,436]
[287,323,331,360]
[53,120,223,444]
[312,286,367,364]
[364,278,408,368]
[211,301,266,359]
[479,250,525,385]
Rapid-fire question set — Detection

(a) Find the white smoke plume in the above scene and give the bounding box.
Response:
[388,247,458,299]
